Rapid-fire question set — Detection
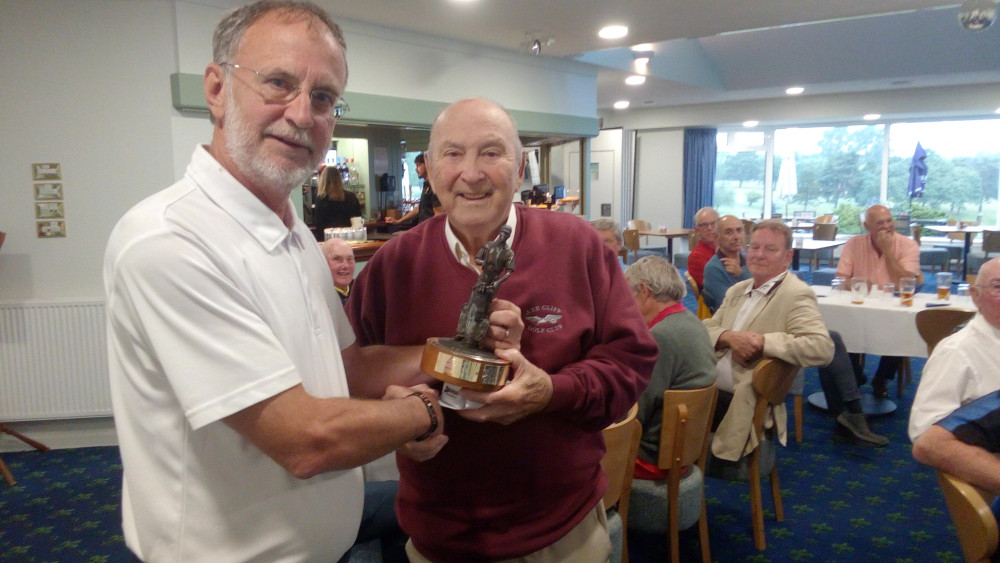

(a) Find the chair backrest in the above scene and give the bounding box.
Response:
[916,308,975,355]
[684,270,701,298]
[937,470,999,563]
[983,230,1000,256]
[742,219,755,244]
[812,223,838,241]
[622,229,641,252]
[601,404,641,510]
[750,358,799,438]
[912,224,922,245]
[657,384,718,471]
[814,214,837,224]
[628,219,652,232]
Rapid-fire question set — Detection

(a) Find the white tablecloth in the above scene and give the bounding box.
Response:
[814,285,974,358]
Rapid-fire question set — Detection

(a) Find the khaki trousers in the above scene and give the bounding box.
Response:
[405,501,611,563]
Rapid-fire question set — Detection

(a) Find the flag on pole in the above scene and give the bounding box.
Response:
[908,143,927,199]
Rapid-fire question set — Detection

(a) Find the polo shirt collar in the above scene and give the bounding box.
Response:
[188,145,297,252]
[648,301,687,328]
[445,205,517,272]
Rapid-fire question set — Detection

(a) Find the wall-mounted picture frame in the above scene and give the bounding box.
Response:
[32,162,62,181]
[36,220,66,238]
[34,182,63,200]
[35,201,65,219]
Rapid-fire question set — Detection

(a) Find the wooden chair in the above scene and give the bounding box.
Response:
[0,423,51,486]
[747,358,799,550]
[707,358,799,550]
[807,223,839,269]
[684,271,712,320]
[814,214,837,224]
[937,470,999,563]
[916,308,975,356]
[601,404,641,563]
[742,219,755,245]
[623,229,641,265]
[651,384,717,563]
[628,219,653,245]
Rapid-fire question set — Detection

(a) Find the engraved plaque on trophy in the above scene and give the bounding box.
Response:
[421,226,515,408]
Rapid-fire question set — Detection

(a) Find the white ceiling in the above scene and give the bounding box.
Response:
[208,0,1000,113]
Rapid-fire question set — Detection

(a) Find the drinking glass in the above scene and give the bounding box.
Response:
[957,283,971,306]
[851,277,868,304]
[936,271,953,300]
[900,276,917,307]
[882,282,896,301]
[831,277,846,301]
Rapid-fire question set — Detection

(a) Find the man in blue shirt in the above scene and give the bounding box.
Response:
[703,215,750,312]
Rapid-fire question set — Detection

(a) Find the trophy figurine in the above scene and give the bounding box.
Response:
[421,226,515,408]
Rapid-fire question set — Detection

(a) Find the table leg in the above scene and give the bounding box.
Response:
[792,248,801,270]
[961,232,972,281]
[667,239,674,262]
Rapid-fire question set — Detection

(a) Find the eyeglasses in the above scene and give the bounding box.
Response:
[221,62,349,119]
[974,282,1000,296]
[695,222,715,229]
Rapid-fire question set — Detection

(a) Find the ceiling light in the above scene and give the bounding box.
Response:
[994,106,1000,114]
[614,100,630,110]
[785,86,805,95]
[743,120,759,128]
[863,113,881,121]
[599,25,628,39]
[625,75,646,86]
[631,43,654,52]
[958,0,997,30]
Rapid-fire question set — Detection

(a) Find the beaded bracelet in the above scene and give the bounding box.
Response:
[408,391,438,441]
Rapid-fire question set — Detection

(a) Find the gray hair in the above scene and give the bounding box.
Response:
[590,218,623,245]
[625,256,687,302]
[752,219,793,249]
[213,0,346,64]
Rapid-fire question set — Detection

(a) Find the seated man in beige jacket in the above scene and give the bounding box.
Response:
[703,220,834,461]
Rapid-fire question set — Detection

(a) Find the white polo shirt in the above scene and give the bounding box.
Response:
[104,146,362,562]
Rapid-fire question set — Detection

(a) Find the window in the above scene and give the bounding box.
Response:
[713,119,1000,234]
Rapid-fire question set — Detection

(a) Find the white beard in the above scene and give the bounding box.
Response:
[223,90,321,197]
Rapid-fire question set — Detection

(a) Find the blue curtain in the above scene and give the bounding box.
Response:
[683,128,717,228]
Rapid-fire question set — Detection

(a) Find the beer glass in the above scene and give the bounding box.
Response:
[900,277,917,307]
[936,271,953,300]
[882,282,896,301]
[851,277,868,304]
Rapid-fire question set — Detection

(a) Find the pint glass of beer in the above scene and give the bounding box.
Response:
[936,272,953,300]
[900,276,917,307]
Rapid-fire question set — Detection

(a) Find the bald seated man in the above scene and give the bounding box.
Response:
[322,237,356,303]
[836,204,921,398]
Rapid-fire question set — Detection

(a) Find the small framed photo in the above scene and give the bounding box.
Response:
[37,220,67,238]
[34,182,63,200]
[35,201,65,219]
[32,163,62,181]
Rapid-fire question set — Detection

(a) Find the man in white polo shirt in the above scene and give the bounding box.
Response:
[104,3,444,561]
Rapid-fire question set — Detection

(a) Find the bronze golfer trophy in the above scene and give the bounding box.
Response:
[421,225,515,409]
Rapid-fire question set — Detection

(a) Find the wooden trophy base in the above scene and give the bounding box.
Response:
[421,337,510,392]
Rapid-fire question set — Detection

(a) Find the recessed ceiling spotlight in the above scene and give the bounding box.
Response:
[863,113,881,121]
[632,43,654,52]
[785,86,805,95]
[625,75,646,86]
[995,107,1000,114]
[599,25,628,39]
[614,100,630,110]
[743,120,759,128]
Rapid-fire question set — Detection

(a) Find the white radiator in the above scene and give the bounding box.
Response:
[0,299,111,421]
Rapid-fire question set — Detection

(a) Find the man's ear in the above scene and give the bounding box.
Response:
[204,63,226,123]
[517,151,527,180]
